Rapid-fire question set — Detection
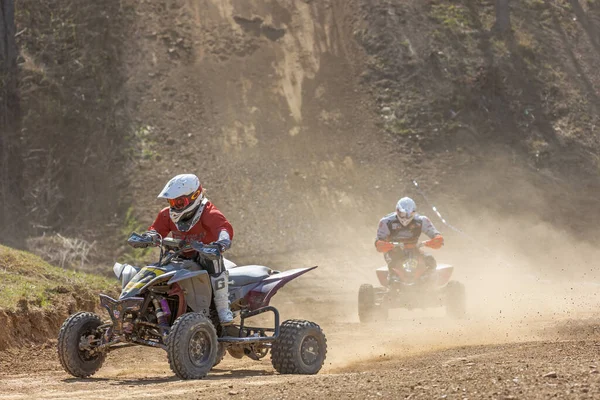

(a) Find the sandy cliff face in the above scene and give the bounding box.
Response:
[125,0,399,257]
[122,0,600,265]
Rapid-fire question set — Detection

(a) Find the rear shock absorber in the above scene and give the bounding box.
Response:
[159,298,172,319]
[152,297,170,332]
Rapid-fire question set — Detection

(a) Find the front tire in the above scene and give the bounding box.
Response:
[57,312,106,378]
[167,312,218,379]
[358,284,388,323]
[271,320,327,375]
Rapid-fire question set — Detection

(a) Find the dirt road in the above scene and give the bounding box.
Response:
[2,307,599,399]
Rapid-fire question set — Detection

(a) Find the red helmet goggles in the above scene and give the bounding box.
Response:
[168,189,201,210]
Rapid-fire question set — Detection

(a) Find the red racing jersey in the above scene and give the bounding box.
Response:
[149,202,234,246]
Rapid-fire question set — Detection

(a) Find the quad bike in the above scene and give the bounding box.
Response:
[358,241,465,322]
[58,233,327,379]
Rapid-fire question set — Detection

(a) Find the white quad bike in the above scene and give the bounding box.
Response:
[359,241,466,322]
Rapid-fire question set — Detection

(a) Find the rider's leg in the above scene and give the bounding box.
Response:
[385,251,404,284]
[196,256,233,325]
[202,258,234,325]
[210,271,234,325]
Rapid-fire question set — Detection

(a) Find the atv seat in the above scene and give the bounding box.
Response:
[228,265,271,287]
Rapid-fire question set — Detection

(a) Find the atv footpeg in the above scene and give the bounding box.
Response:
[218,306,279,344]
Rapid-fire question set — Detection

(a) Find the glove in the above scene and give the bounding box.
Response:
[424,235,444,249]
[142,230,161,245]
[375,240,395,253]
[211,230,231,252]
[211,238,231,252]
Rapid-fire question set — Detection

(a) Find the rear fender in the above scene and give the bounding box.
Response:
[434,264,454,287]
[376,266,388,287]
[245,266,317,309]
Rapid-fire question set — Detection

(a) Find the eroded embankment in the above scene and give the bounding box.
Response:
[0,245,117,350]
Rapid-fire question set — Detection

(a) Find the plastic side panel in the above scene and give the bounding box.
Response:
[140,271,176,292]
[229,284,259,311]
[178,272,212,313]
[167,269,208,285]
[376,266,388,287]
[435,264,454,287]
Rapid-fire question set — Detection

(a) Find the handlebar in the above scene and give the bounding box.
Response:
[390,241,426,250]
[126,232,222,261]
[127,232,155,248]
[127,232,185,249]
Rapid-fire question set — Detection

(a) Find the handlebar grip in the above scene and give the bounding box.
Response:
[127,232,153,248]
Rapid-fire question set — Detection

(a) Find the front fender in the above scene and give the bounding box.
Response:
[168,269,212,313]
[113,262,140,289]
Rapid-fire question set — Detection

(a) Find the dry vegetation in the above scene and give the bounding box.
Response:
[358,0,600,176]
[14,0,135,243]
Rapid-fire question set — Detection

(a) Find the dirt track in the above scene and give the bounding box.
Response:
[2,289,600,400]
[1,317,600,399]
[3,243,600,399]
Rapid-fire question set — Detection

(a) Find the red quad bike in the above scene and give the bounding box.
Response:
[57,233,327,379]
[358,241,465,322]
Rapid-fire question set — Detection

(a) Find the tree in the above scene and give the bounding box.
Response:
[0,0,22,242]
[494,0,511,34]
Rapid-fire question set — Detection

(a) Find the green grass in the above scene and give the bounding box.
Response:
[0,245,117,311]
[430,4,473,33]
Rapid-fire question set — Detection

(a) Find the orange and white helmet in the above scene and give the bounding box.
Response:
[158,174,205,231]
[396,197,417,226]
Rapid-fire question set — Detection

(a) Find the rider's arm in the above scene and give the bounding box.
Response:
[148,207,171,238]
[214,230,232,251]
[375,218,393,252]
[421,216,444,249]
[201,203,234,251]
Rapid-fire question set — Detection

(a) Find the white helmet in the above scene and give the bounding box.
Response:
[158,174,206,232]
[396,197,417,226]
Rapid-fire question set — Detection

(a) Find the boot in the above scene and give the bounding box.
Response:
[211,271,234,325]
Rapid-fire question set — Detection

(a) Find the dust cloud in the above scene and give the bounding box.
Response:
[261,164,600,372]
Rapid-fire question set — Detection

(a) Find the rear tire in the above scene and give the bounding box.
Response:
[358,284,387,323]
[445,281,466,319]
[57,312,106,378]
[167,312,218,379]
[271,320,327,375]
